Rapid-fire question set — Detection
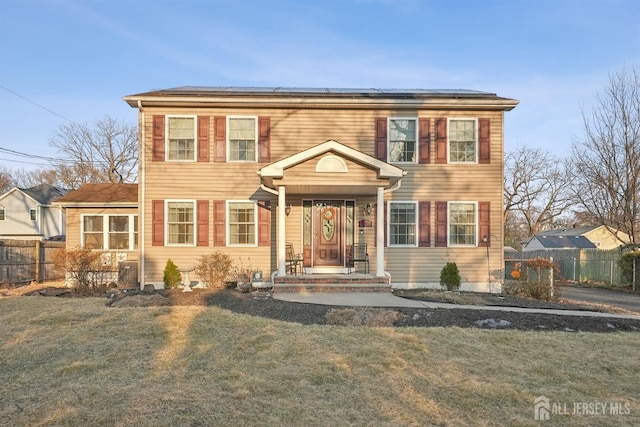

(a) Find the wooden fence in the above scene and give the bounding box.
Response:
[0,239,66,284]
[505,248,629,286]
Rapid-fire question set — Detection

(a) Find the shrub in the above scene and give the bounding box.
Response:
[194,251,233,289]
[163,259,181,289]
[231,257,256,293]
[619,250,640,288]
[504,281,553,301]
[440,262,461,291]
[50,246,109,291]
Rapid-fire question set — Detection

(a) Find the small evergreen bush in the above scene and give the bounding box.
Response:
[440,262,461,291]
[163,259,181,289]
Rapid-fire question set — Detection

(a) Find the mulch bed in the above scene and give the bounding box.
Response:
[20,286,640,333]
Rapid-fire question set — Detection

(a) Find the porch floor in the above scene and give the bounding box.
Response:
[273,273,391,293]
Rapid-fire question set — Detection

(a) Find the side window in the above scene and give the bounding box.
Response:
[83,216,104,249]
[0,207,5,221]
[228,117,257,161]
[448,119,477,163]
[388,202,417,246]
[167,201,195,245]
[449,202,477,246]
[228,201,256,245]
[167,116,196,161]
[29,209,37,221]
[388,118,417,163]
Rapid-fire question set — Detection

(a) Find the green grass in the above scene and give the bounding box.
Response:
[1,297,639,426]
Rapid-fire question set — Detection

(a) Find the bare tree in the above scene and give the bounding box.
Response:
[0,166,12,193]
[504,145,573,248]
[571,66,640,244]
[49,115,138,189]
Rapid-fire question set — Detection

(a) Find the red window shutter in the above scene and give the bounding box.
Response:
[152,116,165,162]
[258,200,271,246]
[152,200,164,246]
[418,118,431,164]
[196,200,209,246]
[478,201,491,247]
[435,118,447,164]
[197,116,210,162]
[258,117,271,163]
[214,116,226,162]
[478,118,490,164]
[213,200,226,246]
[435,201,448,247]
[375,118,387,161]
[418,201,431,247]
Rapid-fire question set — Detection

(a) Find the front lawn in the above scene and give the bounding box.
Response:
[1,297,638,426]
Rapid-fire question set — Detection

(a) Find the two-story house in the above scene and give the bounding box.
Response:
[0,184,68,240]
[124,87,518,292]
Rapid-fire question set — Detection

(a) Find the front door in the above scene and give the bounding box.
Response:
[313,201,343,266]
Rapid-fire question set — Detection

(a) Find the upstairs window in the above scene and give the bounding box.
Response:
[29,209,37,221]
[388,118,417,163]
[167,116,196,161]
[228,117,257,161]
[0,207,5,221]
[449,202,477,246]
[449,119,477,163]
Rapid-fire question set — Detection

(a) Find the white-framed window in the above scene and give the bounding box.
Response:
[388,118,417,163]
[166,201,195,246]
[227,201,257,246]
[82,214,138,250]
[448,118,477,163]
[166,115,196,161]
[0,207,5,221]
[388,201,418,246]
[29,208,37,221]
[449,202,477,246]
[228,116,257,161]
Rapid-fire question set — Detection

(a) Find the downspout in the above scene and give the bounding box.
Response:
[138,100,146,290]
[375,178,403,278]
[260,182,284,282]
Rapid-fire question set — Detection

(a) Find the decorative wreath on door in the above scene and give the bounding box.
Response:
[321,206,336,221]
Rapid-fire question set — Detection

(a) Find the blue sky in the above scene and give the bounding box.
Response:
[1,0,638,173]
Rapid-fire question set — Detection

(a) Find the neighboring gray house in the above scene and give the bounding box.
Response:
[522,225,631,252]
[0,184,69,240]
[522,234,597,251]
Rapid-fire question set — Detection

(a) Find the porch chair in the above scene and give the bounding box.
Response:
[347,243,369,274]
[285,242,304,275]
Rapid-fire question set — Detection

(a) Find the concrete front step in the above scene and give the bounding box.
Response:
[273,274,391,293]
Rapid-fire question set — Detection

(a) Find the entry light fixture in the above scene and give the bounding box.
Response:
[364,203,373,216]
[285,203,292,216]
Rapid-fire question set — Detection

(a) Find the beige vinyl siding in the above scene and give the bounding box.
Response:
[140,106,505,289]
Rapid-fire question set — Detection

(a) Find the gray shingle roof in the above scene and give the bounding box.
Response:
[534,235,597,249]
[20,184,69,204]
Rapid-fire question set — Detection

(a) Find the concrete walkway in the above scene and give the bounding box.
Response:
[272,292,640,320]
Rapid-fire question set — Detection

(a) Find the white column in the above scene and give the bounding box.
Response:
[375,186,385,277]
[278,186,286,276]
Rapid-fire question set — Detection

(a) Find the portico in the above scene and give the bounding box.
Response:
[258,140,406,279]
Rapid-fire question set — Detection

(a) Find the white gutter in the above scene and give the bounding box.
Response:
[260,183,279,196]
